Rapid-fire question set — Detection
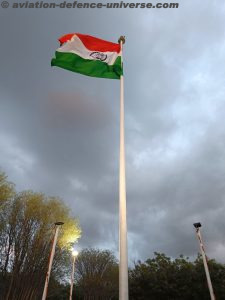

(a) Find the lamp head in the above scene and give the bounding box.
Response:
[55,222,64,226]
[193,222,202,229]
[72,250,79,257]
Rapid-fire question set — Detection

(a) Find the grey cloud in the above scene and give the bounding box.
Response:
[1,0,225,263]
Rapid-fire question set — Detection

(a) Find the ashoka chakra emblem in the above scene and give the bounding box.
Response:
[90,52,107,62]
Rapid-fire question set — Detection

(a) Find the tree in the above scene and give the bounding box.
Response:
[129,252,225,300]
[0,171,15,209]
[75,248,119,300]
[129,253,179,300]
[0,172,15,296]
[0,174,81,300]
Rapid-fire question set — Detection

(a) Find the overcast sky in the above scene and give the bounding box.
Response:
[1,0,225,263]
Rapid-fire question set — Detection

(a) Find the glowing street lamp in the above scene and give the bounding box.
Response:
[69,249,79,300]
[72,250,79,257]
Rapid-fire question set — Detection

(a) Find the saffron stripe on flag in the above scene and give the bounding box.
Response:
[59,33,121,53]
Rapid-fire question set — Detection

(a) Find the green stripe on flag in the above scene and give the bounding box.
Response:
[51,52,122,79]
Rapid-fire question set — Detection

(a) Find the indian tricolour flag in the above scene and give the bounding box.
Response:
[51,33,123,79]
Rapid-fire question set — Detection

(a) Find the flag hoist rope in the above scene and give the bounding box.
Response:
[118,36,129,300]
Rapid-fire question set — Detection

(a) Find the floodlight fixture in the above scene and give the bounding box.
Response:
[193,222,202,229]
[55,222,64,226]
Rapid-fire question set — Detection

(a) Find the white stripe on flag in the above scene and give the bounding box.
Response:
[57,34,121,65]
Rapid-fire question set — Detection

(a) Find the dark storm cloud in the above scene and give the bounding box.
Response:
[1,0,225,262]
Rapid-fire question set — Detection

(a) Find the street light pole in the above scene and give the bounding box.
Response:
[42,222,64,300]
[69,250,79,300]
[193,223,216,300]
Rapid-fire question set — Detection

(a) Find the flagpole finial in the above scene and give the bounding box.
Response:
[118,36,125,44]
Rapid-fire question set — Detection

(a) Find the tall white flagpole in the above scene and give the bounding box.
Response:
[118,36,129,300]
[42,222,64,300]
[193,223,216,300]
